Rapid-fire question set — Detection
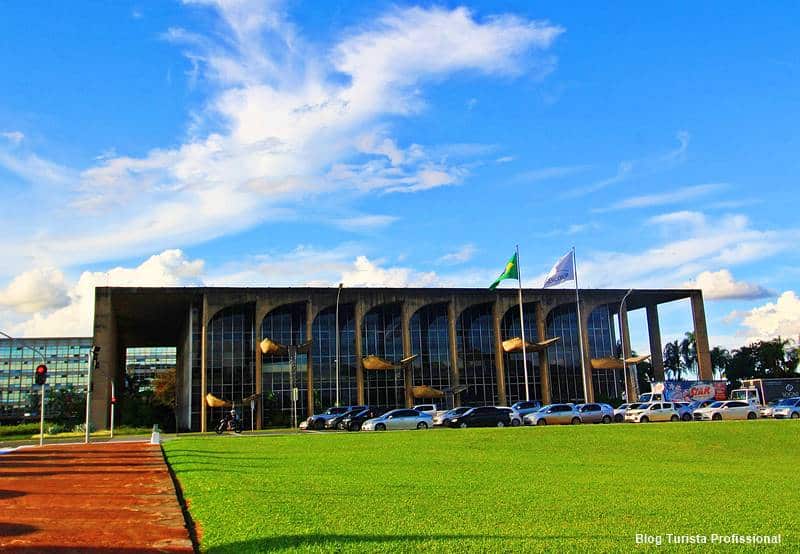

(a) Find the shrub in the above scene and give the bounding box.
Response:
[46,423,66,435]
[0,423,40,437]
[72,422,96,433]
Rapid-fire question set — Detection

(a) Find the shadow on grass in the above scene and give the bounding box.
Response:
[207,532,611,552]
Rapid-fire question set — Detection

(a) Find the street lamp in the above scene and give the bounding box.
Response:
[0,331,47,447]
[619,289,634,403]
[335,283,343,407]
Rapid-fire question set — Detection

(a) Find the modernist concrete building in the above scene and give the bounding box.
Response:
[91,286,713,431]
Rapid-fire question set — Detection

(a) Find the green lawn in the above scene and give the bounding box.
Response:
[163,421,799,553]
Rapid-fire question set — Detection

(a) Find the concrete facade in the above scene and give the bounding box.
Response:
[91,286,710,430]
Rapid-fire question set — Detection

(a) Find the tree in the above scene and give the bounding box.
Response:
[152,368,176,409]
[710,346,732,379]
[679,332,697,376]
[663,340,681,380]
[727,338,800,385]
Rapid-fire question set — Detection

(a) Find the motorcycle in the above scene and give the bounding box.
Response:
[215,414,243,434]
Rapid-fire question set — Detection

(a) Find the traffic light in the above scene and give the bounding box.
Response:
[35,364,48,385]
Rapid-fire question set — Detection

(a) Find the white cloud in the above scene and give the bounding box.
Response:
[1,131,24,144]
[439,244,477,265]
[683,269,772,300]
[596,183,724,213]
[10,250,204,337]
[0,4,563,273]
[737,291,800,343]
[333,214,399,231]
[0,268,69,314]
[341,256,438,287]
[511,165,588,184]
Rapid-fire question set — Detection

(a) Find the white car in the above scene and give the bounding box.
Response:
[613,403,641,423]
[692,400,758,421]
[361,409,433,431]
[772,397,800,419]
[624,402,680,423]
[412,404,439,417]
[495,406,523,426]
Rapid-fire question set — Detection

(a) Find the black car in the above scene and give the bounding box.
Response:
[447,406,511,428]
[325,406,369,429]
[341,408,383,431]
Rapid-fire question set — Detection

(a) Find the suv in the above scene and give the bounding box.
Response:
[325,406,369,429]
[340,408,384,431]
[447,407,512,428]
[693,400,758,421]
[576,403,614,424]
[525,404,580,426]
[625,402,680,423]
[304,405,365,430]
[413,404,439,416]
[511,400,543,418]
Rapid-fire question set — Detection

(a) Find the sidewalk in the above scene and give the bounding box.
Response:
[0,441,194,553]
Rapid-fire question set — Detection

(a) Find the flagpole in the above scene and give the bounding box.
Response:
[516,245,530,402]
[572,246,589,402]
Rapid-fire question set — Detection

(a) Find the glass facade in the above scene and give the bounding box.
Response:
[125,346,176,390]
[546,304,585,403]
[409,303,452,407]
[588,304,623,400]
[261,303,308,421]
[312,304,357,409]
[190,305,202,431]
[501,303,542,405]
[362,303,404,411]
[455,303,498,406]
[0,337,90,421]
[206,304,256,430]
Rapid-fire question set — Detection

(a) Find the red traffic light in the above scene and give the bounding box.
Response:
[111,397,117,404]
[35,364,48,385]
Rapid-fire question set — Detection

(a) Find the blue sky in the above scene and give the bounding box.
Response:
[0,0,798,353]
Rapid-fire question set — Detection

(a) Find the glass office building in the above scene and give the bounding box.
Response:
[125,346,177,389]
[0,337,91,421]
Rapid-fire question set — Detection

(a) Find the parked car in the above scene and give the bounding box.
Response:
[510,400,543,418]
[495,406,523,426]
[305,406,365,430]
[624,402,680,423]
[673,401,693,422]
[613,403,640,423]
[340,408,384,431]
[576,403,614,424]
[759,401,778,418]
[447,406,512,428]
[771,397,800,419]
[326,406,369,429]
[433,407,470,426]
[362,409,432,431]
[412,404,439,417]
[692,400,758,421]
[524,404,579,426]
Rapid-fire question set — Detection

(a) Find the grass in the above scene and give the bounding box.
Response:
[0,425,153,443]
[163,421,800,553]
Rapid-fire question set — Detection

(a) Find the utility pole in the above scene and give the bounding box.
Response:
[335,283,343,406]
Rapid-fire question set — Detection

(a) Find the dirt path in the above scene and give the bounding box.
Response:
[0,441,194,553]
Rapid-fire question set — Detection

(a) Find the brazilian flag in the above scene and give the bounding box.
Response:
[489,252,519,290]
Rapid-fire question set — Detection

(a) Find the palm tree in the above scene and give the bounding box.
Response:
[663,340,681,380]
[709,346,732,379]
[679,332,697,377]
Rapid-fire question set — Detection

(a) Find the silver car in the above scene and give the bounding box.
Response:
[772,397,800,419]
[524,404,580,426]
[576,403,614,424]
[361,409,433,431]
[433,407,470,426]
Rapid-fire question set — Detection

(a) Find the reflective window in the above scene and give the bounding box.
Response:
[362,303,404,411]
[500,303,541,405]
[410,303,452,406]
[546,304,584,403]
[588,305,623,401]
[207,304,255,431]
[261,303,307,423]
[312,304,356,410]
[456,303,498,406]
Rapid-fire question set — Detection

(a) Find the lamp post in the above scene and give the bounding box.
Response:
[335,283,343,407]
[619,289,634,403]
[0,331,47,447]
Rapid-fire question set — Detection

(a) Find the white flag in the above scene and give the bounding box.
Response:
[543,250,575,288]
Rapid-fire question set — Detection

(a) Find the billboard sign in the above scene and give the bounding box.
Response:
[663,380,727,402]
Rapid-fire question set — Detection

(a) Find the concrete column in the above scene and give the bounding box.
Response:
[200,294,209,432]
[620,304,636,401]
[492,300,507,406]
[447,299,461,407]
[306,299,315,417]
[91,290,117,429]
[646,304,665,381]
[401,302,414,408]
[535,302,551,405]
[354,300,365,404]
[578,301,595,403]
[691,292,713,380]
